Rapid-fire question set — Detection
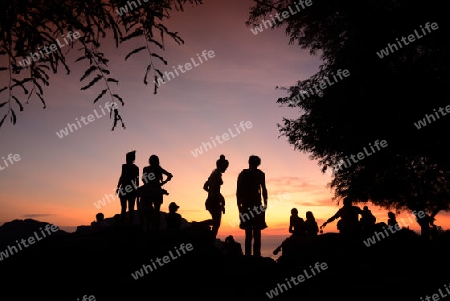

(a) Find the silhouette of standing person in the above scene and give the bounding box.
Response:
[116,150,139,224]
[321,197,363,236]
[142,155,172,231]
[236,155,268,257]
[203,155,229,240]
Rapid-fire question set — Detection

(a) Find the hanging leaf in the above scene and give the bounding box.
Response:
[125,46,146,61]
[81,74,102,90]
[151,53,168,65]
[36,93,47,108]
[12,96,23,111]
[0,114,7,128]
[80,65,98,81]
[112,93,124,106]
[93,89,108,104]
[0,101,7,108]
[143,63,152,85]
[107,78,119,84]
[10,108,16,124]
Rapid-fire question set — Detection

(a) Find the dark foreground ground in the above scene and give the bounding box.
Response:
[1,219,450,301]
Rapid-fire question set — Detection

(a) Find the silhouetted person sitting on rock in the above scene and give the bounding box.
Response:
[387,212,398,228]
[222,235,243,257]
[204,154,229,240]
[166,202,182,231]
[142,154,172,231]
[116,150,139,224]
[273,208,311,255]
[321,197,363,236]
[91,213,109,231]
[305,211,319,237]
[237,155,268,257]
[289,208,306,237]
[360,206,376,233]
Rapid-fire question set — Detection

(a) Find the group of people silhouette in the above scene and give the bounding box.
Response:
[116,151,173,232]
[203,154,268,256]
[114,151,441,258]
[115,151,269,256]
[271,197,422,255]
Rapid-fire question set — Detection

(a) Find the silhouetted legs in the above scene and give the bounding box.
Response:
[120,192,136,223]
[209,209,222,240]
[139,198,152,232]
[245,228,261,256]
[152,201,162,231]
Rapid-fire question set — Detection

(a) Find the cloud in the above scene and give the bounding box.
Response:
[294,198,337,207]
[22,214,55,218]
[267,176,326,193]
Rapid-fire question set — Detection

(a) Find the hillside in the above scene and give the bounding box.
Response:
[1,218,450,301]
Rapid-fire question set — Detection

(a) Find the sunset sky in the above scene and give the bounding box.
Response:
[1,0,448,245]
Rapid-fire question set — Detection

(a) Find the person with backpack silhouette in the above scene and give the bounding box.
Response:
[236,155,268,256]
[116,150,139,224]
[204,155,229,240]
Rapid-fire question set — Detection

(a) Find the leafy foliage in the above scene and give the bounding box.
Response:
[247,0,450,235]
[0,0,202,130]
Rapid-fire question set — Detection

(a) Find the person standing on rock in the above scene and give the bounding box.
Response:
[204,154,229,240]
[236,155,268,256]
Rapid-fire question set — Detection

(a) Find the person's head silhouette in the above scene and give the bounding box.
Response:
[306,211,315,220]
[169,202,179,213]
[291,208,298,216]
[388,212,396,219]
[343,197,352,206]
[149,155,160,166]
[126,151,136,164]
[96,212,104,222]
[216,154,229,172]
[248,155,261,169]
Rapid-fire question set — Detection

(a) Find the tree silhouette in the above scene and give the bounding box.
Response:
[0,0,202,130]
[247,0,450,238]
